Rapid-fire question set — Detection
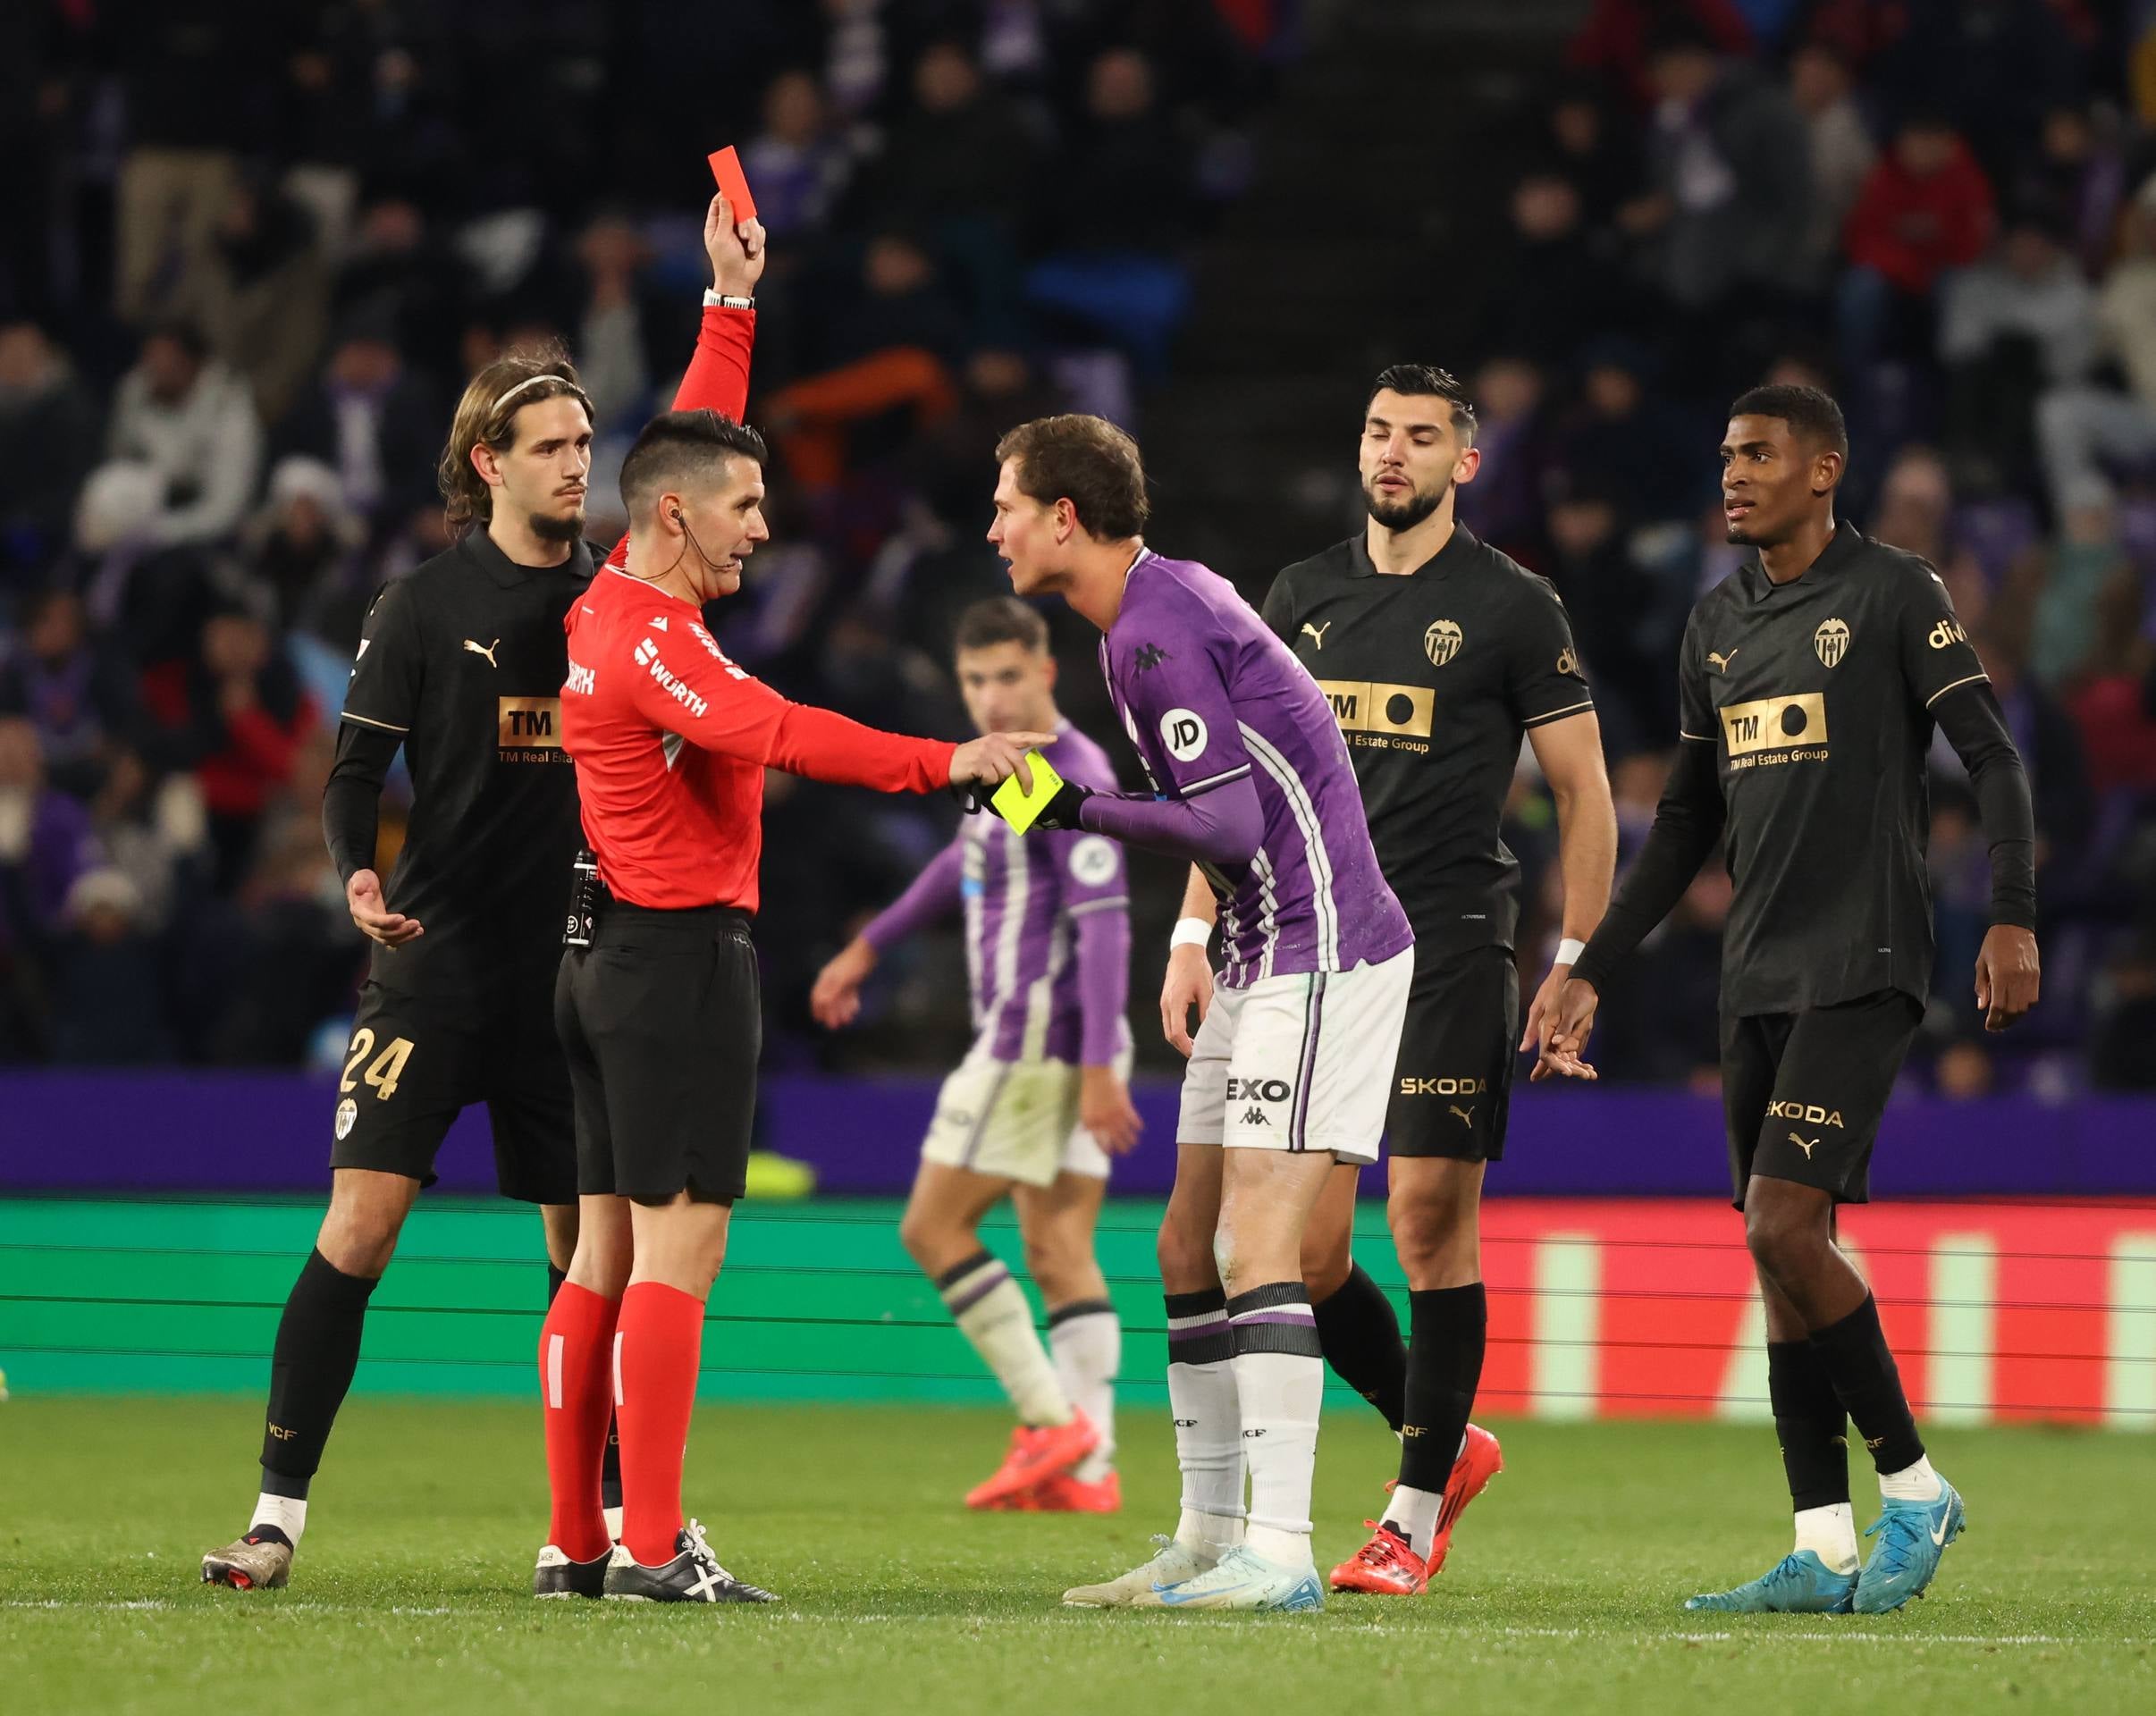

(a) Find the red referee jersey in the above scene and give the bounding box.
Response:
[562,564,958,911]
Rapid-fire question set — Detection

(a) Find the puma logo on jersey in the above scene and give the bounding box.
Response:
[463,637,501,668]
[1789,1131,1820,1159]
[1448,1105,1476,1129]
[1301,621,1331,649]
[1706,648,1739,673]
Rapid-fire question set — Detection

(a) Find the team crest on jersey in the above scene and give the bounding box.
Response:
[1423,619,1463,667]
[1814,618,1850,669]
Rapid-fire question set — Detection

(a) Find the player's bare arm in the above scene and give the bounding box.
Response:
[1159,864,1217,1056]
[1520,711,1616,1077]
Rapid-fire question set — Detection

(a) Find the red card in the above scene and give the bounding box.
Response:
[706,147,758,223]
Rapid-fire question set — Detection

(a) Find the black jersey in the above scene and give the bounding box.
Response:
[1677,526,1991,1015]
[1262,526,1594,955]
[340,529,594,996]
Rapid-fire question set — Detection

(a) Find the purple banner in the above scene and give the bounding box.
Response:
[1,1072,2149,1199]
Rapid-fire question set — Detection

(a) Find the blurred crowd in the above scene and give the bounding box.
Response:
[1449,0,2156,1098]
[1,0,2152,1098]
[0,0,1286,1072]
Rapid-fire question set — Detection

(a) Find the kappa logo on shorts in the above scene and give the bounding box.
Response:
[1240,1106,1270,1126]
[1766,1100,1845,1128]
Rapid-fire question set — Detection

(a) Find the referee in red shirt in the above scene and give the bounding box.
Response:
[535,410,1047,1603]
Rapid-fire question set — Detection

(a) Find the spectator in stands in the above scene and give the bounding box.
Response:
[274,314,442,525]
[1873,0,2084,193]
[0,592,141,803]
[743,70,855,240]
[1938,204,2099,488]
[1453,356,1551,555]
[1566,0,1754,109]
[332,192,471,391]
[1482,171,1622,367]
[1551,337,1702,524]
[97,322,263,550]
[0,319,101,577]
[1025,48,1196,369]
[172,173,331,425]
[1617,24,1810,331]
[0,715,100,1053]
[240,458,366,636]
[48,867,172,1065]
[137,606,316,891]
[1839,114,1996,386]
[866,38,1040,237]
[1967,617,2094,869]
[1788,41,1875,290]
[2035,176,2156,512]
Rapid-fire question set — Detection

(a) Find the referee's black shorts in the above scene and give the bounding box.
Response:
[329,973,577,1205]
[1385,943,1520,1163]
[554,903,761,1204]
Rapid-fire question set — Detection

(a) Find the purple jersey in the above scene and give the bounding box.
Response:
[1102,550,1412,988]
[866,720,1132,1064]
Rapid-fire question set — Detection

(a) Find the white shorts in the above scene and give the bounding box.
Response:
[920,1045,1129,1186]
[1175,947,1413,1164]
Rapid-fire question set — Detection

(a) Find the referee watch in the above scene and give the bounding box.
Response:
[704,289,755,310]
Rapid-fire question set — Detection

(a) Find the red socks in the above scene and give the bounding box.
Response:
[538,1282,619,1564]
[614,1281,707,1567]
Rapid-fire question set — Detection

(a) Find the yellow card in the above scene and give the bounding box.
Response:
[990,750,1065,833]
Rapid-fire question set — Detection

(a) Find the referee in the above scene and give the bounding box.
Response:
[202,194,764,1594]
[536,410,1044,1603]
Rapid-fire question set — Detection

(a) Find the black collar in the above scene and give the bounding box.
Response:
[1347,521,1481,582]
[462,526,594,590]
[1742,521,1860,599]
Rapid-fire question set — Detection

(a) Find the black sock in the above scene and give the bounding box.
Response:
[1397,1283,1486,1493]
[1808,1293,1925,1475]
[1313,1263,1407,1431]
[1767,1337,1850,1510]
[548,1262,623,1511]
[260,1249,380,1497]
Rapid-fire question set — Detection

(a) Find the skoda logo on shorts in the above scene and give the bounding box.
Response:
[334,1098,358,1141]
[1423,619,1463,667]
[1814,618,1850,669]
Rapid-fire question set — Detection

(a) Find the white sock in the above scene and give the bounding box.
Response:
[1050,1301,1120,1482]
[1879,1453,1941,1503]
[249,1492,307,1545]
[1383,1484,1444,1560]
[1228,1287,1323,1569]
[1794,1502,1860,1573]
[1166,1290,1245,1552]
[602,1505,624,1544]
[938,1254,1070,1426]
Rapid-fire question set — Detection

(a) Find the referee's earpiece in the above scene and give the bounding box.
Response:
[671,509,684,526]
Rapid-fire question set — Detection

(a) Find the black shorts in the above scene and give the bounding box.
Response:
[1385,944,1520,1162]
[328,977,577,1204]
[554,903,761,1204]
[1720,989,1924,1210]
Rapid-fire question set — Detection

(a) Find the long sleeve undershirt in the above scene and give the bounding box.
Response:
[1075,772,1265,871]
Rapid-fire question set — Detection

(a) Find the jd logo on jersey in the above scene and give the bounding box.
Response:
[1814,618,1850,669]
[498,696,564,758]
[1161,708,1209,761]
[1423,619,1463,667]
[1720,693,1828,761]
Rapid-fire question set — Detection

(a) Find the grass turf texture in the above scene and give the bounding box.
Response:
[1,1401,2149,1714]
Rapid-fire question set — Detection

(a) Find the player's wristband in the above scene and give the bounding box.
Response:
[703,290,755,309]
[1170,917,1214,951]
[1554,938,1587,967]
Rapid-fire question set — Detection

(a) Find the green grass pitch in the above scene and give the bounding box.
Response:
[0,1399,2149,1714]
